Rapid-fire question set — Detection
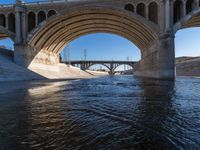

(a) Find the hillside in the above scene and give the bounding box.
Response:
[176,56,200,77]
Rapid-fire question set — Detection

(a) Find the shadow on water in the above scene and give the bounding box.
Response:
[133,79,176,149]
[0,76,200,149]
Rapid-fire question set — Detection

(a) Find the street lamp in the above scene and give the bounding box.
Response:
[84,49,87,61]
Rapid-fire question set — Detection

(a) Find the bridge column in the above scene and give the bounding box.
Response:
[80,63,87,70]
[183,1,187,17]
[108,63,115,75]
[134,0,175,80]
[14,1,25,44]
[134,32,175,80]
[194,0,199,9]
[108,70,114,75]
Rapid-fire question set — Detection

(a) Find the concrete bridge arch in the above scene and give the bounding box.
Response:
[27,5,159,53]
[12,3,161,78]
[1,0,199,79]
[0,26,15,41]
[0,12,15,41]
[88,63,134,75]
[84,63,111,71]
[113,64,134,71]
[173,0,200,32]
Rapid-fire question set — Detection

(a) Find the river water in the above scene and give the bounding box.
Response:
[0,76,200,149]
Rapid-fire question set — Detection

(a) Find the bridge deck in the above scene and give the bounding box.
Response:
[62,60,137,64]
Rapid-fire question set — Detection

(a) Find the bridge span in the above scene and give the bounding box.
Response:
[62,60,137,75]
[0,0,200,79]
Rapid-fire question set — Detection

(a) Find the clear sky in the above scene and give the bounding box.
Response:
[0,0,199,62]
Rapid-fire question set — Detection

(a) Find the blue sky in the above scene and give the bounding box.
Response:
[0,0,199,62]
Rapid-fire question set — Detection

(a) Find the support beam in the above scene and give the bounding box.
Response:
[15,7,22,43]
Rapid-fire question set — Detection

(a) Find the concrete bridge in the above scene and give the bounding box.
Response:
[0,0,200,79]
[62,60,136,75]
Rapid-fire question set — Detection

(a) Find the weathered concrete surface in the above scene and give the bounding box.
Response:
[1,0,200,80]
[0,52,94,82]
[134,34,175,80]
[14,45,93,79]
[0,47,94,82]
[176,57,200,77]
[29,63,93,79]
[0,51,45,82]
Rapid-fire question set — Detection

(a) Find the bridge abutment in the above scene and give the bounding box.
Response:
[134,33,175,80]
[14,44,60,67]
[14,44,68,78]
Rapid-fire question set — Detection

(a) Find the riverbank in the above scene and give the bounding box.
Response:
[0,51,101,82]
[176,56,200,77]
[0,52,45,82]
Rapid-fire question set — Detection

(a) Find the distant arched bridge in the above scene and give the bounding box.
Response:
[62,60,137,75]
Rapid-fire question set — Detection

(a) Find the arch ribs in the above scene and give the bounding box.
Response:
[173,0,200,32]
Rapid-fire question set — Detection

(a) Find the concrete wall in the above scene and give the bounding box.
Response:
[134,34,175,80]
[14,44,92,79]
[14,44,59,67]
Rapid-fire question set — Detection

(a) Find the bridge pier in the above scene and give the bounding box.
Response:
[134,33,175,80]
[108,69,115,76]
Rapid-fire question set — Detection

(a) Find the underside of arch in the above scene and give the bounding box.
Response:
[114,64,134,71]
[174,9,200,32]
[87,63,111,70]
[183,12,200,28]
[28,7,158,55]
[0,32,8,40]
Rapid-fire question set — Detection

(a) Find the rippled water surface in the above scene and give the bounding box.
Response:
[0,76,200,149]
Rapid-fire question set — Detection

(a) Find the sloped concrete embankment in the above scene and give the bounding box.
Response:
[86,70,109,76]
[29,63,93,79]
[0,49,45,82]
[0,48,93,82]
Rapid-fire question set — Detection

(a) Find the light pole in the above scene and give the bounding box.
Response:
[127,56,130,70]
[64,45,70,64]
[84,49,87,61]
